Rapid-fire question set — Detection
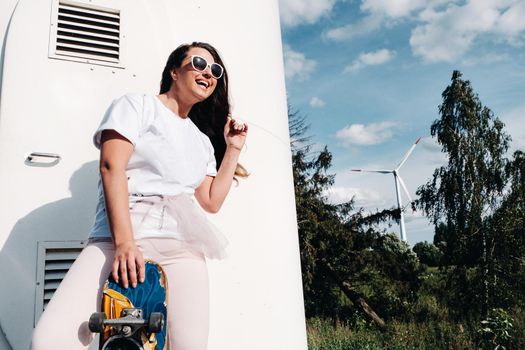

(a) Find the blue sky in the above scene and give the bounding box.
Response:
[279,0,525,245]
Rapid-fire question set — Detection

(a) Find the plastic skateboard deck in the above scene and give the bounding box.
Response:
[89,260,168,350]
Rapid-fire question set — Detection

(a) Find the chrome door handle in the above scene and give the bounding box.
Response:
[25,152,61,167]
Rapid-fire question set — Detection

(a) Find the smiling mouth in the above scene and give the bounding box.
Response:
[196,80,209,89]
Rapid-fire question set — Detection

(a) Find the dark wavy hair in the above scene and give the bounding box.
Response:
[159,42,232,171]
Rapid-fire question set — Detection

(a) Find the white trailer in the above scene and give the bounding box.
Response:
[0,1,307,349]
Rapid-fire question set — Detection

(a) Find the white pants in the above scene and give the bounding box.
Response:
[31,238,209,350]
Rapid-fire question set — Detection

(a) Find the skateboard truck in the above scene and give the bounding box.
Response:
[89,308,164,350]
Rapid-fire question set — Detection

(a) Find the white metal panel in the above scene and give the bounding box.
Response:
[0,0,307,349]
[0,0,163,348]
[0,0,19,110]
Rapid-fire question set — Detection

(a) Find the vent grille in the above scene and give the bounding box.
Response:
[34,241,85,325]
[53,1,121,64]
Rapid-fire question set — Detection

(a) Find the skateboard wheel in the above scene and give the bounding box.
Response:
[148,312,164,333]
[88,312,106,333]
[103,336,143,350]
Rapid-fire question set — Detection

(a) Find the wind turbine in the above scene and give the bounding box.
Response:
[351,138,421,242]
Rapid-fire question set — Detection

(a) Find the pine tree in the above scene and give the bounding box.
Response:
[289,108,421,329]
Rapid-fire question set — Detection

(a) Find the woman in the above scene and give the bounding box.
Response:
[32,42,247,349]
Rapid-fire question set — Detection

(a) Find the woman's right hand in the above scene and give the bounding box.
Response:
[112,240,145,289]
[99,129,144,288]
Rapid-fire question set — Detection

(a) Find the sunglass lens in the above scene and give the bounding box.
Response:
[192,56,207,71]
[211,64,223,79]
[192,55,223,79]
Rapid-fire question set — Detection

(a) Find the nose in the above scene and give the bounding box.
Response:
[202,66,212,78]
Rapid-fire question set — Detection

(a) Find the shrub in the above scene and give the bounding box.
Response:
[476,308,514,350]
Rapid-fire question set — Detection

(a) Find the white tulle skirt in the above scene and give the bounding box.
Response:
[128,193,228,260]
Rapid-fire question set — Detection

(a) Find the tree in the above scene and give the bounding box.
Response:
[486,151,525,308]
[413,241,443,267]
[289,108,422,330]
[415,71,511,317]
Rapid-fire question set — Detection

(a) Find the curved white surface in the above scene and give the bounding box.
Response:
[0,1,307,349]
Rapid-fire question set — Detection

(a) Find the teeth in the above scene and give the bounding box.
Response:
[196,80,208,88]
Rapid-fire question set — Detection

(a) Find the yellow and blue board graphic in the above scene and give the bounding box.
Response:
[101,261,168,349]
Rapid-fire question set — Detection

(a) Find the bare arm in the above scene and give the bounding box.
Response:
[99,129,145,288]
[195,117,248,213]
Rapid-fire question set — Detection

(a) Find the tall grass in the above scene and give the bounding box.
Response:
[306,313,525,350]
[305,265,525,349]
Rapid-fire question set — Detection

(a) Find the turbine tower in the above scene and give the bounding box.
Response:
[352,138,421,242]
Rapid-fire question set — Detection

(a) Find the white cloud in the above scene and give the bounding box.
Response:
[323,0,437,41]
[344,48,395,72]
[336,121,398,146]
[496,1,525,40]
[324,14,383,41]
[279,0,337,27]
[323,1,525,62]
[326,186,385,206]
[283,45,317,81]
[361,0,428,18]
[309,96,326,108]
[410,1,525,62]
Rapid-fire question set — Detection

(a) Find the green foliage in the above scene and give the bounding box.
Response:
[487,150,525,309]
[288,70,525,348]
[433,222,448,254]
[307,306,525,350]
[415,70,513,317]
[306,317,405,350]
[413,241,443,267]
[416,70,510,266]
[307,317,477,350]
[289,108,421,321]
[477,308,514,350]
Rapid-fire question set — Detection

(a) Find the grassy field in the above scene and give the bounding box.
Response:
[306,312,525,350]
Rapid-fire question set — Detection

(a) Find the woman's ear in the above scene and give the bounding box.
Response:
[171,70,178,81]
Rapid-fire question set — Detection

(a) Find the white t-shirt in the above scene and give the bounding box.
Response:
[89,93,217,239]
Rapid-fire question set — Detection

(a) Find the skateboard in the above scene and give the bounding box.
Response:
[88,260,168,350]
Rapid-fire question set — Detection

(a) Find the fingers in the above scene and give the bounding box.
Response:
[228,117,247,133]
[112,259,120,284]
[136,252,145,284]
[112,256,130,288]
[127,257,137,288]
[112,243,145,289]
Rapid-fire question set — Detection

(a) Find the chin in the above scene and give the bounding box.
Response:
[194,90,212,102]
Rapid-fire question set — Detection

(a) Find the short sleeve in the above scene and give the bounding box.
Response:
[93,94,143,149]
[203,135,217,177]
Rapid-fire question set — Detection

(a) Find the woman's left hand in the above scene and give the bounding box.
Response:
[224,116,248,151]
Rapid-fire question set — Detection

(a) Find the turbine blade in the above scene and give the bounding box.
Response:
[351,169,392,174]
[397,175,413,203]
[396,137,421,170]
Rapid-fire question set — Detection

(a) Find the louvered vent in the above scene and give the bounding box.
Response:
[51,0,121,64]
[34,241,85,324]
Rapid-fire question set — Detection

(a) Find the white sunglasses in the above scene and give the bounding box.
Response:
[190,55,224,79]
